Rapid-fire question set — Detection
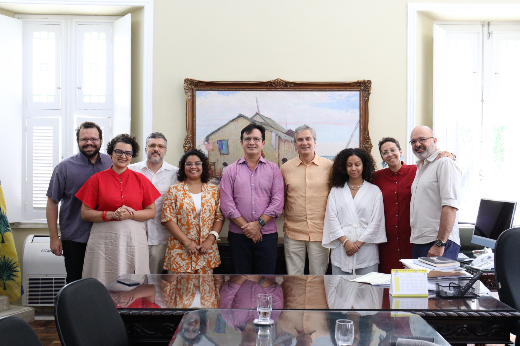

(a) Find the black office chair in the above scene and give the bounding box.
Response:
[495,227,520,340]
[54,278,129,346]
[0,316,42,346]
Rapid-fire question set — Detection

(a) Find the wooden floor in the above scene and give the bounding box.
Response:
[30,320,61,346]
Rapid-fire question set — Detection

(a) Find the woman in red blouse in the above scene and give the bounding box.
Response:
[372,137,453,274]
[76,134,160,285]
[371,138,415,274]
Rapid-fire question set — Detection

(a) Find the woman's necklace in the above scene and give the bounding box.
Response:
[347,181,364,190]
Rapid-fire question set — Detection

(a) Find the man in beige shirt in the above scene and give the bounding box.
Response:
[281,124,333,275]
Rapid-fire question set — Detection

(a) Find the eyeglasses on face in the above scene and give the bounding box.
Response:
[409,137,433,146]
[381,147,399,157]
[79,137,100,143]
[114,149,133,157]
[242,137,263,143]
[147,143,166,150]
[185,162,203,167]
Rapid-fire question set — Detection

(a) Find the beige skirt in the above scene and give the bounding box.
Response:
[82,219,150,286]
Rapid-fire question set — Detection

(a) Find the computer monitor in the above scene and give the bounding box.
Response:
[471,199,517,249]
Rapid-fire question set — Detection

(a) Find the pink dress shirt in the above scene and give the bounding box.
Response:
[219,277,283,331]
[220,156,284,234]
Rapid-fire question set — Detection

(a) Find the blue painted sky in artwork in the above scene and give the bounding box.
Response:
[313,92,359,111]
[194,90,361,156]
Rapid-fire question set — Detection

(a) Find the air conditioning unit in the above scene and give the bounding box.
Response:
[22,235,66,306]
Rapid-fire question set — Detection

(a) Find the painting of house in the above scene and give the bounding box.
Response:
[203,113,297,179]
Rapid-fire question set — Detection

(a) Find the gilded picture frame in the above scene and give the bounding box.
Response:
[184,78,372,184]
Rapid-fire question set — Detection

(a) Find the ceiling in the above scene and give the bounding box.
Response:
[0,4,141,16]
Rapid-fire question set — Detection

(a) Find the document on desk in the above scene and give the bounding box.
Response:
[350,272,391,286]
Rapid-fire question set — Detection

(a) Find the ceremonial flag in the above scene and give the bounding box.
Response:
[0,180,21,302]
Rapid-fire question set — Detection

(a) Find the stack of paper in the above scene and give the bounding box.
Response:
[399,259,473,291]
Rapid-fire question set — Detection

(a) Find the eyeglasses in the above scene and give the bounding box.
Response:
[185,162,203,167]
[147,143,166,150]
[409,137,433,146]
[181,326,200,334]
[242,137,263,143]
[114,149,133,158]
[381,147,400,157]
[79,137,100,143]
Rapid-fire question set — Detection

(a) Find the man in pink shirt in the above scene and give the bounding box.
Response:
[220,123,284,274]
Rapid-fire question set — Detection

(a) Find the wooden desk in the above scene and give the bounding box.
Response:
[109,274,518,345]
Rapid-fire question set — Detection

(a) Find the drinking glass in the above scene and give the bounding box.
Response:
[335,319,355,346]
[253,294,274,325]
[256,325,273,346]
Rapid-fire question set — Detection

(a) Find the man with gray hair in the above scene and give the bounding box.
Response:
[281,124,333,274]
[409,126,462,260]
[129,132,178,273]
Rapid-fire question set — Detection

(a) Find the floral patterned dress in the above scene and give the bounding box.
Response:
[161,181,224,273]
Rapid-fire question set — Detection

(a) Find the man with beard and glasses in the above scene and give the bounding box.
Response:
[409,126,462,260]
[129,132,178,273]
[46,121,112,283]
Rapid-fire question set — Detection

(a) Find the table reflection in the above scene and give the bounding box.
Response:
[170,310,450,346]
[108,274,513,312]
[324,275,384,310]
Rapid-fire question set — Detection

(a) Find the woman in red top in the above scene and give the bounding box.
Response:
[371,138,415,274]
[372,137,453,274]
[76,134,160,285]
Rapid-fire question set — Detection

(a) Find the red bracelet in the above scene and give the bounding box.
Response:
[102,210,108,222]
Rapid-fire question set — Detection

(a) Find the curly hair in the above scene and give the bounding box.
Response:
[330,148,376,188]
[106,133,140,158]
[177,149,210,183]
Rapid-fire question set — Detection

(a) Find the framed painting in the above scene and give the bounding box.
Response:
[183,78,372,184]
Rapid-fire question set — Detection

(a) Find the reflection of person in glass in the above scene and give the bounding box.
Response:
[178,310,208,345]
[324,276,383,310]
[161,274,222,308]
[109,284,160,309]
[219,275,283,331]
[322,149,386,275]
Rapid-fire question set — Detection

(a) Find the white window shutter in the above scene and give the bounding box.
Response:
[76,23,114,110]
[0,14,23,222]
[24,22,62,110]
[25,117,60,220]
[113,13,131,137]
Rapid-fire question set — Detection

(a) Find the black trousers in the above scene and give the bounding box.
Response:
[62,240,87,284]
[228,232,278,274]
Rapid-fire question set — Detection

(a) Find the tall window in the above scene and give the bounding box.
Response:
[18,15,130,221]
[434,22,520,223]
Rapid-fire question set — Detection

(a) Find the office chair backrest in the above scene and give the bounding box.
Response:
[0,316,42,346]
[54,278,128,346]
[495,227,520,316]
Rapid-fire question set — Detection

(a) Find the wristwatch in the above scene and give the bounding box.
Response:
[435,239,446,247]
[258,218,266,227]
[258,277,265,285]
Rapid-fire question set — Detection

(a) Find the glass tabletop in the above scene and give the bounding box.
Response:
[168,309,452,346]
[107,274,514,312]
